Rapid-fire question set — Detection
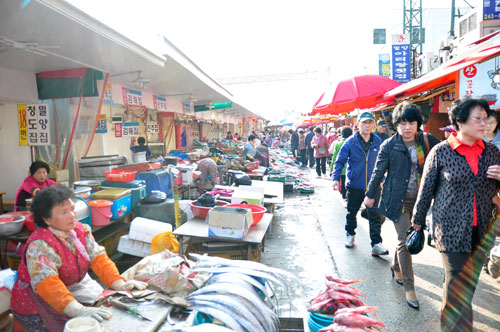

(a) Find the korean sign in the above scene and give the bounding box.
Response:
[20,104,50,146]
[153,95,167,111]
[483,0,500,21]
[147,124,159,133]
[121,87,143,106]
[95,115,107,133]
[114,123,122,137]
[378,54,391,77]
[392,34,411,83]
[103,83,114,105]
[459,55,500,108]
[17,104,28,146]
[122,122,140,136]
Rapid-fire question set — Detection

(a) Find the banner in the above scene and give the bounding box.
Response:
[392,34,411,83]
[379,54,391,77]
[483,0,500,21]
[122,87,143,106]
[17,104,28,146]
[153,95,167,111]
[122,122,140,136]
[95,114,107,133]
[24,104,50,146]
[459,56,500,108]
[103,83,114,105]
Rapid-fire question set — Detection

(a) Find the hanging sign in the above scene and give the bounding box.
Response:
[24,104,50,146]
[379,54,391,77]
[17,104,28,146]
[147,123,159,133]
[483,0,500,20]
[122,122,140,136]
[153,95,167,111]
[103,83,114,105]
[459,55,500,108]
[392,34,411,83]
[114,123,122,137]
[122,87,143,106]
[95,114,107,133]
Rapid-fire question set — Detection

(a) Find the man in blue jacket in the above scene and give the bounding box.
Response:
[332,111,388,256]
[305,127,315,168]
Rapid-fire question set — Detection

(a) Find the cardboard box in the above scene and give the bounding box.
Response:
[208,206,253,239]
[230,189,264,206]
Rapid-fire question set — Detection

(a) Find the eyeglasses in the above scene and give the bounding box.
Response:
[469,117,488,124]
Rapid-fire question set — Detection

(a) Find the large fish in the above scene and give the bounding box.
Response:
[207,272,272,300]
[188,304,244,332]
[177,323,234,332]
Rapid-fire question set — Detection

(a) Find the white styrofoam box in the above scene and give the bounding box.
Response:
[238,185,266,194]
[179,200,194,220]
[176,165,195,185]
[208,206,252,240]
[117,235,151,257]
[128,217,172,243]
[231,189,264,206]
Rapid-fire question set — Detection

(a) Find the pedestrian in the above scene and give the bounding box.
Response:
[130,136,151,160]
[305,127,316,168]
[298,130,307,166]
[374,119,390,141]
[412,98,500,332]
[311,127,329,177]
[196,158,220,194]
[330,126,353,199]
[484,109,500,150]
[289,129,299,158]
[256,142,269,168]
[332,111,388,256]
[363,102,440,310]
[242,135,258,160]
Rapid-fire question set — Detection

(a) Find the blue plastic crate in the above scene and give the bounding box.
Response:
[136,169,172,198]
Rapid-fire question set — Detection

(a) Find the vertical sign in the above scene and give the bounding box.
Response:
[121,87,143,106]
[114,123,122,137]
[459,56,500,108]
[153,95,167,111]
[378,54,391,77]
[95,114,107,133]
[147,124,159,133]
[103,83,114,105]
[392,34,411,83]
[483,0,500,20]
[25,104,50,146]
[17,104,28,146]
[122,122,140,136]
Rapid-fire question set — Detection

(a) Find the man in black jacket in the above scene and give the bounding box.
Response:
[289,129,299,158]
[305,127,315,168]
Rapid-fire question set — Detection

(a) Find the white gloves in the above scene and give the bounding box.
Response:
[111,279,148,291]
[64,300,112,322]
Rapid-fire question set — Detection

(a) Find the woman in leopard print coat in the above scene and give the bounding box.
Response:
[412,98,500,332]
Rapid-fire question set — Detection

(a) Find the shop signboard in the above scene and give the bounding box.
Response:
[122,122,140,136]
[459,56,500,108]
[379,54,391,77]
[147,124,159,133]
[153,95,167,111]
[392,34,411,83]
[23,104,50,146]
[96,114,107,133]
[17,104,28,146]
[103,83,114,105]
[114,123,122,137]
[122,87,143,106]
[483,0,500,21]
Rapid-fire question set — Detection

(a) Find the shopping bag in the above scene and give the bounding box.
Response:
[151,231,180,254]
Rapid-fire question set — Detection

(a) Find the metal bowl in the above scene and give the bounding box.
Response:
[0,214,25,236]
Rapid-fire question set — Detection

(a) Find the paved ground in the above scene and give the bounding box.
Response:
[260,168,500,332]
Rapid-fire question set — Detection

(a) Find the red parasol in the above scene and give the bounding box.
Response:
[312,75,401,115]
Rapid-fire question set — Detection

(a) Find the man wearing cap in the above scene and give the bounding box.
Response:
[374,119,390,141]
[332,111,388,256]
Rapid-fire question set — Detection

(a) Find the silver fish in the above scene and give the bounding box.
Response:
[177,323,234,332]
[188,304,244,332]
[207,272,272,302]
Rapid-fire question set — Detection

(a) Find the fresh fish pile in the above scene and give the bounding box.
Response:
[184,253,297,332]
[310,276,386,332]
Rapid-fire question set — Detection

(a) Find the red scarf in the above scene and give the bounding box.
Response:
[448,132,485,226]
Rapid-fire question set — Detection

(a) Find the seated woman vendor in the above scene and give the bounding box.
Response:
[15,161,57,211]
[10,185,147,331]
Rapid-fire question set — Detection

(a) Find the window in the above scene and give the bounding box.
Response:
[373,29,386,44]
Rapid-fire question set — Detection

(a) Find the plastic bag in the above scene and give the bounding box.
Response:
[406,227,425,255]
[234,173,252,186]
[142,190,167,204]
[196,193,216,207]
[151,231,179,254]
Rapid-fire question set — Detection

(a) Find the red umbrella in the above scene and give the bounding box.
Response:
[312,75,401,115]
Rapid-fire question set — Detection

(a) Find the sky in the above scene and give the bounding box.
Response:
[67,0,477,122]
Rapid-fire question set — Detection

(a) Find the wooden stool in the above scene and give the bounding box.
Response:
[0,191,5,214]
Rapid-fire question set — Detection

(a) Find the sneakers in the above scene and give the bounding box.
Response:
[371,243,389,256]
[345,235,355,248]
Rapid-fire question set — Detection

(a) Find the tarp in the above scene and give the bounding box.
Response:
[36,68,103,100]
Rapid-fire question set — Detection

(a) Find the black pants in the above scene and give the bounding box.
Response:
[345,187,383,246]
[291,148,298,158]
[340,175,346,199]
[299,149,307,166]
[315,156,327,176]
[307,148,315,167]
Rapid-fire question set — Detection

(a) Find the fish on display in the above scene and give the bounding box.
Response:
[177,323,234,332]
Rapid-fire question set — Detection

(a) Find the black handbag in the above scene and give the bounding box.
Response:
[406,227,425,255]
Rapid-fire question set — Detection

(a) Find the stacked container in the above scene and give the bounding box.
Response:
[91,188,131,220]
[100,180,146,209]
[136,168,172,197]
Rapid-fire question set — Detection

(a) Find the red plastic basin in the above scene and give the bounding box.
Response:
[189,200,229,219]
[226,204,267,226]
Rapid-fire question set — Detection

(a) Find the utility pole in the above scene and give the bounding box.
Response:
[403,0,423,79]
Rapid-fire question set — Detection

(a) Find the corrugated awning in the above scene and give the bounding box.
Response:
[384,34,500,99]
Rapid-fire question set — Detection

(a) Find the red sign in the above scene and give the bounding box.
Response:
[114,123,122,137]
[463,65,477,78]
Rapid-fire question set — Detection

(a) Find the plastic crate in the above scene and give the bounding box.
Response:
[268,176,285,183]
[104,170,137,183]
[192,242,262,262]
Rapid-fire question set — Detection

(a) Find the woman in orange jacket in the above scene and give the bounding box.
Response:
[10,185,147,331]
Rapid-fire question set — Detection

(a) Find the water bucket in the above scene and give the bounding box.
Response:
[88,200,113,226]
[132,151,147,163]
[64,317,101,332]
